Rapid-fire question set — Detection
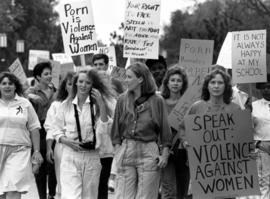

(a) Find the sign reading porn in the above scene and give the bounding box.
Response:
[185,110,259,199]
[124,0,161,59]
[59,0,97,56]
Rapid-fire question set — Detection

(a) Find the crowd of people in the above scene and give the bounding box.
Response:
[0,53,270,199]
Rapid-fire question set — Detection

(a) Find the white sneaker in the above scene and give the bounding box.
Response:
[108,179,115,193]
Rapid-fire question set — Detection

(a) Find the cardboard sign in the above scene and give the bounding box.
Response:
[9,58,27,85]
[98,46,117,73]
[59,0,97,56]
[232,30,267,84]
[217,32,232,69]
[28,50,50,70]
[179,39,214,86]
[123,0,161,59]
[185,110,259,199]
[52,53,74,64]
[37,58,61,89]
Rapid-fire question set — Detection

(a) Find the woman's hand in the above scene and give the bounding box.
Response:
[32,151,43,165]
[60,136,84,151]
[91,88,104,107]
[46,147,54,164]
[157,154,169,168]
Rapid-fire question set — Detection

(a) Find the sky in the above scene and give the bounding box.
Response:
[55,0,204,45]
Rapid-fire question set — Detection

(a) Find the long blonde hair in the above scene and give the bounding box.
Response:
[121,62,157,120]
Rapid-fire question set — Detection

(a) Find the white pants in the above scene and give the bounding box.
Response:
[60,146,101,199]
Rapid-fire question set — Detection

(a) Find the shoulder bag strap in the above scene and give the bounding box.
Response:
[73,104,82,142]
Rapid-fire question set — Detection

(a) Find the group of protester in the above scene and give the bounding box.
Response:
[0,53,270,199]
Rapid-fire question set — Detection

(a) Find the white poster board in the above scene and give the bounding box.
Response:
[179,39,214,86]
[216,32,232,69]
[59,0,97,56]
[9,58,27,85]
[232,30,267,84]
[52,53,73,64]
[123,0,161,59]
[28,50,50,70]
[98,46,117,73]
[185,110,260,199]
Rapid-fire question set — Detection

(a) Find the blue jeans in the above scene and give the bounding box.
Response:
[115,139,161,199]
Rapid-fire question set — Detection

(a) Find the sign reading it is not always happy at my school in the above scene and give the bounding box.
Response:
[232,30,266,84]
[184,110,260,199]
[59,0,97,56]
[124,0,161,59]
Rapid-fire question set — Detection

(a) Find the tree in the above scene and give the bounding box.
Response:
[160,0,270,66]
[0,0,63,75]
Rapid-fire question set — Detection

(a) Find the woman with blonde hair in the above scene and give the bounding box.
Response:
[111,62,172,199]
[53,69,114,199]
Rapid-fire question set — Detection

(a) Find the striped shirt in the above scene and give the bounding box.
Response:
[0,95,41,146]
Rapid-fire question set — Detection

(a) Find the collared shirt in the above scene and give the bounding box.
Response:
[26,84,55,123]
[111,94,172,147]
[53,96,110,149]
[252,98,270,141]
[0,95,41,146]
[44,101,61,140]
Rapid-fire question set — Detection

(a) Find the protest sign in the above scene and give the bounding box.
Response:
[123,0,161,59]
[217,32,232,69]
[9,58,27,85]
[98,46,117,73]
[185,110,259,199]
[179,39,214,86]
[28,50,50,70]
[232,30,266,84]
[111,66,126,82]
[37,58,61,89]
[59,0,97,56]
[52,53,73,64]
[168,74,204,130]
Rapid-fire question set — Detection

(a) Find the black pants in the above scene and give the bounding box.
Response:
[35,135,57,199]
[98,157,113,199]
[174,149,190,199]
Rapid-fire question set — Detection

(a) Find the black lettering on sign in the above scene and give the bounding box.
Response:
[64,4,88,17]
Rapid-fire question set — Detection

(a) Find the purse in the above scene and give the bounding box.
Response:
[73,99,96,150]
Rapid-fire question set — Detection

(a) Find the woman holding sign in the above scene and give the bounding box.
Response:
[179,69,240,199]
[160,65,189,199]
[111,62,172,199]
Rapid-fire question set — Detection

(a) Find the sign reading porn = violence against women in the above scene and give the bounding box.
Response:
[232,30,266,84]
[59,0,97,56]
[124,0,161,59]
[184,110,259,199]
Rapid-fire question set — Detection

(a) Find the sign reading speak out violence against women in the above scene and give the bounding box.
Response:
[124,0,161,59]
[184,110,260,199]
[9,58,27,85]
[179,39,214,86]
[28,50,50,70]
[59,0,97,56]
[232,29,267,84]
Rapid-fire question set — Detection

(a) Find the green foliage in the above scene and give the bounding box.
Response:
[160,0,270,66]
[0,0,63,75]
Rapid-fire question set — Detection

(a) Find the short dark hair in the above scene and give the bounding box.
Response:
[256,74,270,89]
[92,54,109,65]
[33,62,52,80]
[0,72,23,97]
[161,65,188,99]
[145,55,167,69]
[56,72,75,102]
[201,69,233,104]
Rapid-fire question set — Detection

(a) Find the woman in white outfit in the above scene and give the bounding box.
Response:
[53,69,114,199]
[44,72,75,197]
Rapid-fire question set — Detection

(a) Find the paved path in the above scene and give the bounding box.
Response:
[22,176,115,199]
